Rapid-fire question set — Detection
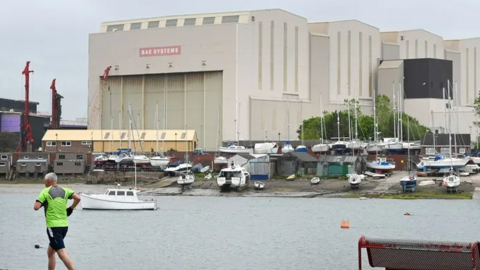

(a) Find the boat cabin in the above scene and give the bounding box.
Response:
[219,161,250,180]
[103,188,139,202]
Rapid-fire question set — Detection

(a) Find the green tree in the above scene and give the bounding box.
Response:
[0,132,19,152]
[473,91,480,128]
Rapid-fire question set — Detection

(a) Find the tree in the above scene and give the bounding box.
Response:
[473,91,480,127]
[0,132,19,152]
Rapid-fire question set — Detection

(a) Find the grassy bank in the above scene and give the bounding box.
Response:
[343,190,473,200]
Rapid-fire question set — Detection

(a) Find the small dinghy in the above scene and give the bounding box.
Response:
[310,177,320,185]
[254,181,265,190]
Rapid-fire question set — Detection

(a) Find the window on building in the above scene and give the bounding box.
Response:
[35,163,41,167]
[38,156,43,159]
[181,132,186,139]
[203,17,215,25]
[76,155,83,160]
[161,132,166,140]
[47,141,56,146]
[106,24,124,32]
[59,155,65,159]
[61,141,71,147]
[81,141,92,146]
[21,163,26,166]
[126,191,134,196]
[104,132,110,140]
[140,132,146,140]
[0,162,5,166]
[222,15,239,24]
[183,18,196,26]
[120,132,127,139]
[130,22,142,30]
[57,162,63,166]
[166,19,178,27]
[147,21,159,28]
[23,156,29,159]
[75,162,81,166]
[0,155,7,160]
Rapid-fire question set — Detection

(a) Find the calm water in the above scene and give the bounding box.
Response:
[2,192,480,270]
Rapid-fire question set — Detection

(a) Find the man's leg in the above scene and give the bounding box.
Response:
[56,248,76,270]
[47,245,56,270]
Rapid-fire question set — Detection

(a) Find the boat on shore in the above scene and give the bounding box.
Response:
[80,188,157,210]
[254,181,265,190]
[216,161,250,191]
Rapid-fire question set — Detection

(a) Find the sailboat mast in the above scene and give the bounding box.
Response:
[373,91,376,142]
[454,81,458,155]
[155,101,159,153]
[354,98,358,140]
[347,101,352,140]
[337,111,340,142]
[287,100,290,142]
[392,82,396,139]
[399,83,403,142]
[407,114,410,173]
[128,103,132,149]
[447,80,452,166]
[301,100,304,145]
[118,111,122,149]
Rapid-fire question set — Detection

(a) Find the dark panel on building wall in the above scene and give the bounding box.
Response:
[0,113,21,132]
[0,98,38,113]
[403,58,452,100]
[30,116,48,151]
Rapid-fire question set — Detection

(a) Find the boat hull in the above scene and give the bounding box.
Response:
[80,194,156,210]
[311,144,329,153]
[150,157,170,167]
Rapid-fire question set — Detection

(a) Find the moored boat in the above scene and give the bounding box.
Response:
[80,188,157,210]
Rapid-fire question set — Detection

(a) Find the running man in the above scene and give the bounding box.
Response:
[34,172,81,270]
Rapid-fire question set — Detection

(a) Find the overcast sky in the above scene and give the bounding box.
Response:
[0,0,478,121]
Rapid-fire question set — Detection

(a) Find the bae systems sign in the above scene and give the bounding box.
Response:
[139,46,181,57]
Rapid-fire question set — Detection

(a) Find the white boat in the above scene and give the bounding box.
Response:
[80,188,157,210]
[347,140,362,150]
[216,161,251,191]
[310,177,320,185]
[281,142,294,154]
[150,155,170,167]
[347,174,362,189]
[214,156,228,164]
[330,141,348,153]
[384,139,403,151]
[443,171,461,192]
[177,173,195,189]
[366,142,384,153]
[133,154,150,165]
[367,157,396,171]
[218,143,252,154]
[416,156,469,170]
[254,181,265,190]
[254,142,279,154]
[311,143,329,153]
[115,152,133,163]
[164,163,193,176]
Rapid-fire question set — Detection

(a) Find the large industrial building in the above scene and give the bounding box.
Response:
[88,8,480,151]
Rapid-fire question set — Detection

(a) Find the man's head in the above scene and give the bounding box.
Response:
[44,172,58,187]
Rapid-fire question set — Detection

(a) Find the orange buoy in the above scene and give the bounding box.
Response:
[340,219,350,229]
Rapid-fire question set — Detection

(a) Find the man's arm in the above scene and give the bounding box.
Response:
[69,193,81,209]
[34,190,45,211]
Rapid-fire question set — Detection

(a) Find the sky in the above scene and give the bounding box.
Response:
[0,0,479,121]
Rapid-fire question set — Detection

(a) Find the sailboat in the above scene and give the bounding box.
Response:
[400,114,417,192]
[442,82,461,193]
[367,92,385,153]
[213,106,228,164]
[347,99,362,151]
[330,111,348,154]
[254,131,279,154]
[312,111,330,153]
[282,99,294,154]
[150,101,171,167]
[385,83,403,151]
[177,95,195,190]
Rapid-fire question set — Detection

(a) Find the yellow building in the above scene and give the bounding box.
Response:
[41,129,198,153]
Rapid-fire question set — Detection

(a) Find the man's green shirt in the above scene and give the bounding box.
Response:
[36,186,74,228]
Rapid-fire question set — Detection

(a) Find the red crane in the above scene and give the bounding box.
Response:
[16,61,34,152]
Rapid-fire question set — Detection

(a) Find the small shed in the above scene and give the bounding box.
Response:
[16,158,49,176]
[276,153,297,176]
[291,152,318,176]
[0,153,13,175]
[227,153,270,180]
[317,155,366,177]
[54,153,87,175]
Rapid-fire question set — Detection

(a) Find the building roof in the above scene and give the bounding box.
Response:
[421,133,470,147]
[236,153,257,160]
[379,60,403,69]
[318,155,363,163]
[291,152,318,162]
[42,129,197,142]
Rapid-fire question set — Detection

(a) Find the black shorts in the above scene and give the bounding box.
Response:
[46,227,68,251]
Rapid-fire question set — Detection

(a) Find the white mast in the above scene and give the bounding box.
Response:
[347,100,352,141]
[300,100,304,145]
[373,90,377,142]
[155,101,159,153]
[398,83,403,142]
[392,82,396,140]
[337,110,340,142]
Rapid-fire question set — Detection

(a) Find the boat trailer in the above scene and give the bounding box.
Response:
[358,236,480,269]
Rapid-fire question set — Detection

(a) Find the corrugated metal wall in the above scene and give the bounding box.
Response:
[100,71,223,151]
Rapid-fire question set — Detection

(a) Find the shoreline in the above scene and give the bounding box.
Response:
[1,174,477,200]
